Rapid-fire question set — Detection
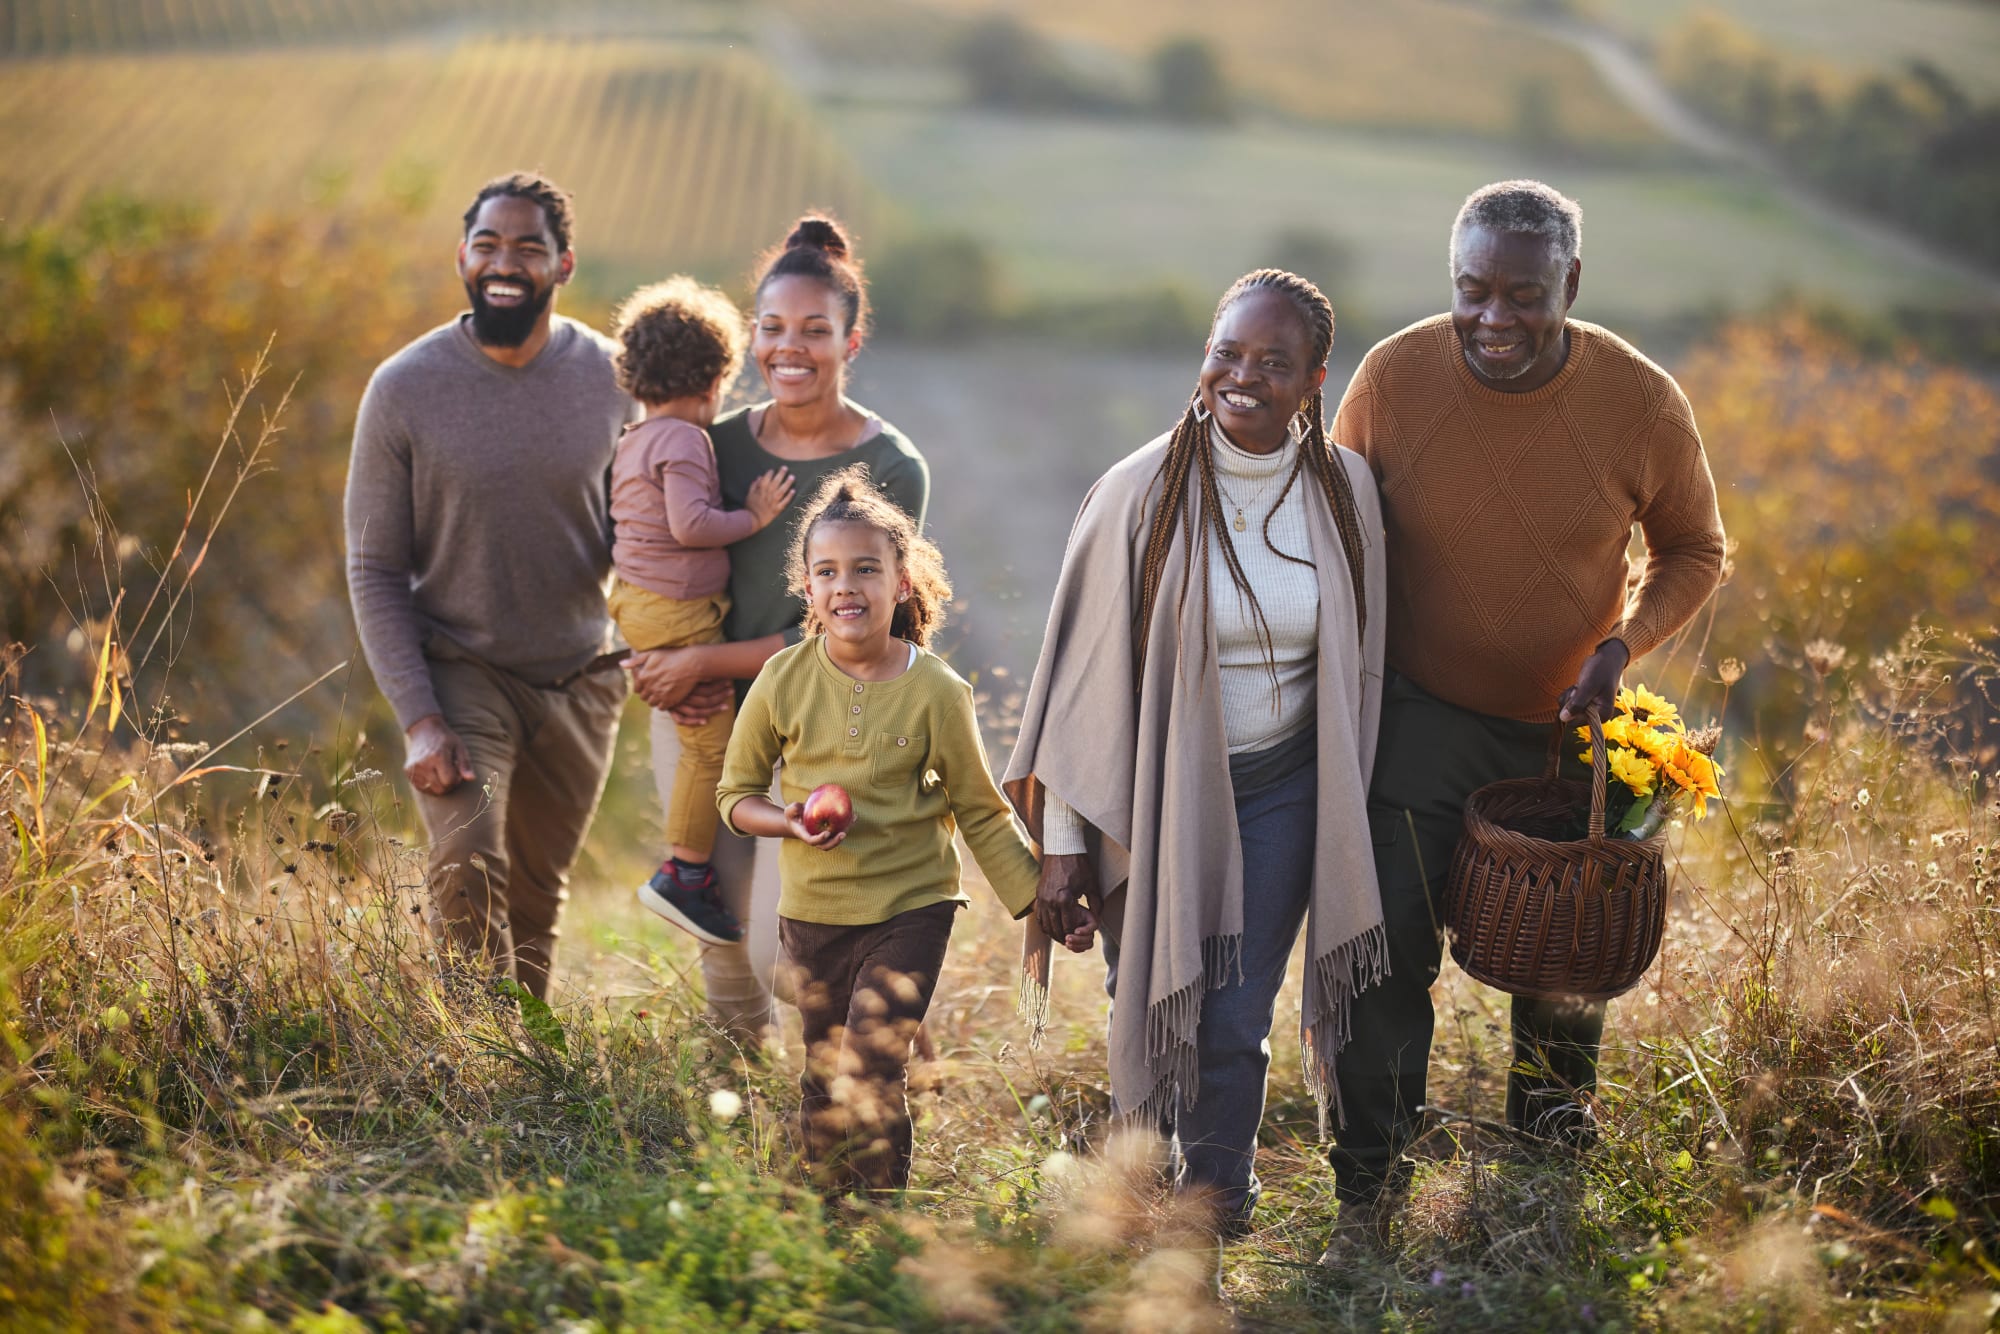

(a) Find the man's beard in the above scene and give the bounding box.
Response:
[466,279,553,348]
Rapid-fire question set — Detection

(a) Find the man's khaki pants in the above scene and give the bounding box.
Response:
[415,640,626,1001]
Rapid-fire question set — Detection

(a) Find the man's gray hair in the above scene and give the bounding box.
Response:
[1449,179,1583,275]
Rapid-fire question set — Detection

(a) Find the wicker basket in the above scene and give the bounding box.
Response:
[1445,710,1667,1001]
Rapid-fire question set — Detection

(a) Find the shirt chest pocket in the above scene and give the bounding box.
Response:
[871,732,928,789]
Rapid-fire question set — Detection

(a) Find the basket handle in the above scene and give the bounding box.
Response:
[1544,705,1608,843]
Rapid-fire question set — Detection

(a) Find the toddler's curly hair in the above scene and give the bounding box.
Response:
[612,276,746,405]
[789,466,951,648]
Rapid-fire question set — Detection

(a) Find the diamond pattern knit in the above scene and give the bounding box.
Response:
[1333,315,1724,723]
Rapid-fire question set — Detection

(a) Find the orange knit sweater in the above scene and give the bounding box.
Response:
[1332,315,1725,723]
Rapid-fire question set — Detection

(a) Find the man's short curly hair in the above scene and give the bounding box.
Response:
[612,276,747,405]
[463,172,576,254]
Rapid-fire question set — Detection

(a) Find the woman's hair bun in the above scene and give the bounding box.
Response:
[785,215,850,259]
[755,212,869,340]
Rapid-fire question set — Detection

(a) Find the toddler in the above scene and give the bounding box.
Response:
[610,277,792,944]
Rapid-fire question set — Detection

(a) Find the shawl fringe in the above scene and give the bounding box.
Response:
[1300,921,1391,1128]
[1125,930,1244,1129]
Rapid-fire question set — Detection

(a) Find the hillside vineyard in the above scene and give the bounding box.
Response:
[2,0,556,53]
[0,35,880,275]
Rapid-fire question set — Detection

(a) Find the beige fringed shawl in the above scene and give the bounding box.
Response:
[1005,429,1389,1125]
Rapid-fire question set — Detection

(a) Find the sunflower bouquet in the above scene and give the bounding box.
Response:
[1576,685,1723,841]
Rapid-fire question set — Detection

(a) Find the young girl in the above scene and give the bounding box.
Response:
[716,468,1038,1195]
[608,277,794,945]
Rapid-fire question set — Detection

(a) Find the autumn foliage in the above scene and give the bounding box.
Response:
[0,198,451,716]
[1673,312,2000,684]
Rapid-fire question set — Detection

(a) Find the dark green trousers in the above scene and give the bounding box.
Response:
[1330,671,1606,1202]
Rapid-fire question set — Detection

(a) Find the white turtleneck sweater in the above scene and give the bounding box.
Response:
[1040,424,1321,855]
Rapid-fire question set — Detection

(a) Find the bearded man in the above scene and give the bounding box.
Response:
[1322,179,1726,1252]
[344,172,632,1001]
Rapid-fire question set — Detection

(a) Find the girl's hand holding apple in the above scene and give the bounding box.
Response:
[785,800,847,849]
[786,784,855,850]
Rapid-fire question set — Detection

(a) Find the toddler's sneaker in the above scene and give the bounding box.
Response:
[637,860,743,945]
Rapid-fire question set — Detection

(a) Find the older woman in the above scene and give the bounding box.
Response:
[1005,269,1387,1238]
[630,214,929,1046]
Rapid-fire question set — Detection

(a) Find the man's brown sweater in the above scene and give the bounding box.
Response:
[1333,315,1725,723]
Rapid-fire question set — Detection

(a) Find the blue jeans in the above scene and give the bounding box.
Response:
[1106,748,1317,1231]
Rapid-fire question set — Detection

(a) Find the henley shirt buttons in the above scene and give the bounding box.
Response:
[851,705,861,715]
[854,684,864,694]
[897,737,908,747]
[849,727,859,737]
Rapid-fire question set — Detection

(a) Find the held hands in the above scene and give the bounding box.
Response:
[1560,637,1631,724]
[404,715,475,796]
[1034,853,1100,953]
[745,466,796,529]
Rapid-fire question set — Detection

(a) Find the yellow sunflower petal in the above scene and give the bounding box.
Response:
[1608,748,1657,797]
[1628,683,1683,730]
[1628,726,1676,762]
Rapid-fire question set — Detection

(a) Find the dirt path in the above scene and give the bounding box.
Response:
[1530,13,2000,305]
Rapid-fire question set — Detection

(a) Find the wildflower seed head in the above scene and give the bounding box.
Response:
[1804,638,1847,677]
[1718,657,1745,685]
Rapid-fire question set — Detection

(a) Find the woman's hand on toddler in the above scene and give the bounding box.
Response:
[666,679,733,725]
[628,647,709,711]
[746,467,797,529]
[783,801,847,850]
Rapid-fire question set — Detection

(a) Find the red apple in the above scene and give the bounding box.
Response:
[802,783,855,837]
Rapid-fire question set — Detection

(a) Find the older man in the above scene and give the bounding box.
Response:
[1324,180,1726,1246]
[345,172,632,1001]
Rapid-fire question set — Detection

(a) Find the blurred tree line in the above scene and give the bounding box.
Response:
[866,224,1365,348]
[958,16,1232,123]
[1660,11,2000,270]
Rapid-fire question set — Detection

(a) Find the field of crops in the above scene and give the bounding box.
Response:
[0,35,881,280]
[0,0,753,53]
[4,0,1676,155]
[906,0,1667,150]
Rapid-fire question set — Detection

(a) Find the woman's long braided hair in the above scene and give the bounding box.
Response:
[1134,268,1369,685]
